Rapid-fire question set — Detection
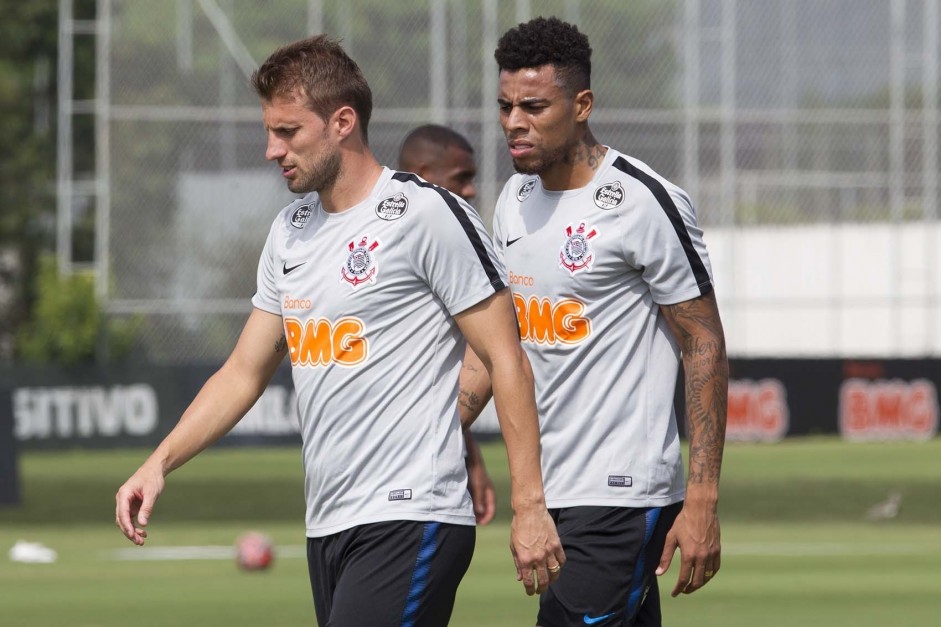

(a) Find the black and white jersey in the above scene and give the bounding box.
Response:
[253,167,505,536]
[492,148,714,509]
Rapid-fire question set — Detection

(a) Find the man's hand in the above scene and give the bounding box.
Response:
[113,309,288,547]
[656,499,721,596]
[115,463,165,546]
[510,505,566,596]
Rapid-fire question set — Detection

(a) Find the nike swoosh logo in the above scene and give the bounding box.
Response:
[583,613,616,625]
[506,236,523,247]
[282,261,306,275]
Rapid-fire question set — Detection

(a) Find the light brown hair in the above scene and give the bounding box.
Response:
[252,35,373,142]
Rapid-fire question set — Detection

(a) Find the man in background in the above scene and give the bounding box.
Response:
[399,124,478,204]
[398,124,495,525]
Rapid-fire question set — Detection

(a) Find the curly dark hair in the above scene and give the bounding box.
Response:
[494,17,592,94]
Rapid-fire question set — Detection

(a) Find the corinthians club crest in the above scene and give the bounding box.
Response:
[559,222,598,274]
[341,236,381,289]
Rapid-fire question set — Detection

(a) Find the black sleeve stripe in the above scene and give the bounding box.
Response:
[392,171,506,290]
[611,156,712,295]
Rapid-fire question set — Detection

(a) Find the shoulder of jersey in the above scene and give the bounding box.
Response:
[591,150,668,212]
[610,152,657,184]
[612,151,686,189]
[380,171,468,222]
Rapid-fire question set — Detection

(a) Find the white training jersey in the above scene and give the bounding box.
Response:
[252,167,506,537]
[492,148,714,509]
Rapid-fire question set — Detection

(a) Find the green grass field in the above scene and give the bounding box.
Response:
[2,438,940,626]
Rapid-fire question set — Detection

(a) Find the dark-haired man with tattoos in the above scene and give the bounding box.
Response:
[460,16,729,627]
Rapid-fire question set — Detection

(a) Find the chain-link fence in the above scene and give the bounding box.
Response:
[61,0,941,361]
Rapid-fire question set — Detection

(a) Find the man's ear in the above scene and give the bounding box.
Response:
[333,105,358,141]
[573,89,594,123]
[413,163,432,179]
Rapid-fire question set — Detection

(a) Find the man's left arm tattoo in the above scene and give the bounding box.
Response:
[662,293,728,485]
[459,388,482,414]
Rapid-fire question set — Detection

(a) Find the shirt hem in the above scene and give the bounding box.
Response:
[251,300,281,316]
[653,284,710,306]
[306,511,476,538]
[448,284,500,316]
[545,492,685,510]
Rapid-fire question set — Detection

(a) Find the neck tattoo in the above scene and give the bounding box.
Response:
[565,140,607,171]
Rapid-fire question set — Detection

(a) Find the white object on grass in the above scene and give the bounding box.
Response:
[9,540,58,564]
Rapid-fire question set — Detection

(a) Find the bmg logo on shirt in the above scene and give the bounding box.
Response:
[283,316,368,367]
[513,294,591,345]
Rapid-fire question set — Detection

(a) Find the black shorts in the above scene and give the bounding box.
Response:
[537,502,683,627]
[306,520,475,627]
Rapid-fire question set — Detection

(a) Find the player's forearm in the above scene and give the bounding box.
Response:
[147,361,269,475]
[661,293,728,501]
[453,291,545,511]
[682,328,728,501]
[489,348,546,512]
[458,346,494,428]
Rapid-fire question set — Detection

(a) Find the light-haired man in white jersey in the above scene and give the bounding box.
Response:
[398,124,497,527]
[460,17,729,627]
[115,34,564,626]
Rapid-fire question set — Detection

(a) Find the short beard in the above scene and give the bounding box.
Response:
[289,145,342,194]
[511,143,569,176]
